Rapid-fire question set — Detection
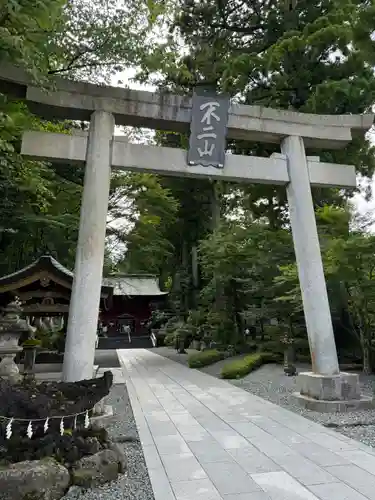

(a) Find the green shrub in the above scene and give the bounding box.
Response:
[160,318,184,347]
[164,332,177,346]
[259,340,284,356]
[221,352,278,379]
[188,349,224,368]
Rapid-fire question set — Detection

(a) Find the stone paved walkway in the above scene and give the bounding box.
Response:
[117,349,375,500]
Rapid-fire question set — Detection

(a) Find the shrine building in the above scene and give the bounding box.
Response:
[0,255,167,344]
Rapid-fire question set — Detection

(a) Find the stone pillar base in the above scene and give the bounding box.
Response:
[292,371,374,413]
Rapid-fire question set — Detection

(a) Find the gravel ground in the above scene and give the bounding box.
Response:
[153,347,375,449]
[63,383,154,500]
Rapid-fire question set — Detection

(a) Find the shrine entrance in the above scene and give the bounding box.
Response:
[0,62,373,410]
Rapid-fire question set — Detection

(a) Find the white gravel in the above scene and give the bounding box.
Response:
[230,363,375,448]
[62,384,154,500]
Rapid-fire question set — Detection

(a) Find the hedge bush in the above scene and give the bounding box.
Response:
[188,349,224,368]
[221,352,278,379]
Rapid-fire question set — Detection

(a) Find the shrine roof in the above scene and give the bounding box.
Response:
[0,255,112,297]
[102,275,168,297]
[0,256,167,298]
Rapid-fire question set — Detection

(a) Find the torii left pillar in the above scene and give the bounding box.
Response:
[62,110,114,382]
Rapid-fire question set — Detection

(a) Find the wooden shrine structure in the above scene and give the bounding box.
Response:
[0,256,167,337]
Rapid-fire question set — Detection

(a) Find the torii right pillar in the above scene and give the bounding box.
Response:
[282,135,373,412]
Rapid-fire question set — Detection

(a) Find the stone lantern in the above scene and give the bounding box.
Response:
[0,300,29,382]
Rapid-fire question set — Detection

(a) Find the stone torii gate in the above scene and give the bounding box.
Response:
[0,64,373,411]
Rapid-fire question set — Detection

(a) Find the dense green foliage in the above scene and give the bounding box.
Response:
[0,0,176,274]
[221,353,279,379]
[188,349,224,369]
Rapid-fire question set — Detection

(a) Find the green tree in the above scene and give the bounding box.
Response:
[0,0,64,78]
[127,0,375,343]
[277,205,375,373]
[199,220,294,344]
[139,0,375,226]
[113,172,179,278]
[0,0,167,273]
[325,232,375,374]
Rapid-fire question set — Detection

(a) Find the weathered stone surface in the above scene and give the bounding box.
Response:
[71,448,125,488]
[84,437,101,455]
[2,61,373,148]
[292,371,375,412]
[107,441,127,473]
[61,485,85,499]
[22,131,359,188]
[292,392,374,413]
[0,458,70,500]
[297,371,361,401]
[0,371,113,421]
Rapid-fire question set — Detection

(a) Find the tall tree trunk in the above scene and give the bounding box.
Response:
[211,181,221,230]
[363,345,371,374]
[210,180,226,341]
[191,244,199,308]
[181,240,190,318]
[362,333,372,374]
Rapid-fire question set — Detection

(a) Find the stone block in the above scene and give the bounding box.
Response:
[297,371,361,401]
[0,458,70,500]
[293,371,374,413]
[71,448,126,488]
[291,392,374,413]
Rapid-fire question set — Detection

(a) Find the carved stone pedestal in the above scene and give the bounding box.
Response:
[292,371,374,413]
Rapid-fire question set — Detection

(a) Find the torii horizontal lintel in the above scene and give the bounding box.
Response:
[21,131,356,188]
[0,63,373,149]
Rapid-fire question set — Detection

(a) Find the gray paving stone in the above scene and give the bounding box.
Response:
[223,493,272,500]
[169,413,201,426]
[161,452,208,481]
[146,421,180,437]
[137,424,155,447]
[118,349,375,500]
[227,445,281,474]
[178,426,211,442]
[210,430,250,449]
[325,465,375,499]
[217,412,253,423]
[145,410,171,422]
[153,434,191,455]
[202,461,261,495]
[305,432,357,452]
[171,478,222,500]
[195,416,233,432]
[309,482,369,500]
[290,443,349,467]
[251,471,320,500]
[273,454,337,486]
[231,422,273,440]
[337,449,375,475]
[254,419,311,445]
[142,444,163,469]
[250,435,297,460]
[148,466,177,500]
[188,438,233,463]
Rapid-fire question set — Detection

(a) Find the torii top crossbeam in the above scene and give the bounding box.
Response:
[0,62,373,149]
